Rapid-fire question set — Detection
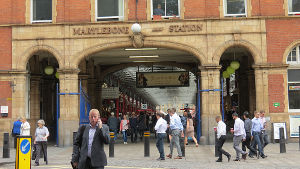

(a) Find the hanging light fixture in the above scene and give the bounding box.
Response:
[230,47,240,70]
[44,54,54,75]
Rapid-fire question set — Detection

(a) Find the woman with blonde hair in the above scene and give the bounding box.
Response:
[20,117,30,136]
[34,119,49,166]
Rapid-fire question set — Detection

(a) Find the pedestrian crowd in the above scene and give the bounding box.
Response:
[215,110,269,162]
[12,117,49,166]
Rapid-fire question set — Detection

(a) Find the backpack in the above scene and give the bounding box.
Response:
[180,115,187,129]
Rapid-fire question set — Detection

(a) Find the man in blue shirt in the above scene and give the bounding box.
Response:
[12,118,22,148]
[251,111,267,158]
[166,108,183,159]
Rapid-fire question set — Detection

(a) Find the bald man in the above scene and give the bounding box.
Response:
[72,109,110,169]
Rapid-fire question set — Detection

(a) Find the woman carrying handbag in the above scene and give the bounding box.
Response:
[120,115,129,144]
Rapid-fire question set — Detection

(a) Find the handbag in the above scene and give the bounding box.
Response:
[126,129,131,136]
[32,144,37,160]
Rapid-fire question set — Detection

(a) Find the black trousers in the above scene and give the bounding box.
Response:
[242,133,257,154]
[86,157,104,169]
[216,135,230,160]
[35,141,48,164]
[130,128,138,143]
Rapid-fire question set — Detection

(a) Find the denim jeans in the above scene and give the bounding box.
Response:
[252,131,264,156]
[156,133,166,159]
[122,130,127,142]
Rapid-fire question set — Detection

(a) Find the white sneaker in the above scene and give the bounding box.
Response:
[125,142,128,144]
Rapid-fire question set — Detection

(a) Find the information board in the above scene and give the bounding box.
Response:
[290,115,300,137]
[273,122,287,140]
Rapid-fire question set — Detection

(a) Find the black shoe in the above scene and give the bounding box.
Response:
[34,163,39,166]
[248,155,254,158]
[227,155,231,162]
[46,161,48,165]
[233,159,240,161]
[242,153,248,160]
[216,159,222,162]
[261,155,267,159]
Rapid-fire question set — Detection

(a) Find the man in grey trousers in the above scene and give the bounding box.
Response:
[231,113,247,161]
[166,108,184,159]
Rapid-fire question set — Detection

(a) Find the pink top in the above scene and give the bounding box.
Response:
[120,120,129,131]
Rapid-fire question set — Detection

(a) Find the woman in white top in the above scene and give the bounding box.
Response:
[34,119,49,166]
[20,117,30,136]
[120,115,129,144]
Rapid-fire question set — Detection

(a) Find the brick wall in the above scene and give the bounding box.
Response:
[184,0,219,19]
[0,81,12,119]
[268,74,285,113]
[266,19,300,63]
[56,0,91,23]
[0,27,12,70]
[128,0,147,21]
[251,0,285,16]
[0,0,25,24]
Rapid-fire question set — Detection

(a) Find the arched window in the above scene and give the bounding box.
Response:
[287,45,300,111]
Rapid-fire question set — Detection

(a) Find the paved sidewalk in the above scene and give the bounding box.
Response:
[1,140,300,169]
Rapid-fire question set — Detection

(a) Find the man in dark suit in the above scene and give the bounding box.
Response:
[72,109,110,169]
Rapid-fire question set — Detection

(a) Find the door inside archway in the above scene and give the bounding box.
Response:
[27,52,59,144]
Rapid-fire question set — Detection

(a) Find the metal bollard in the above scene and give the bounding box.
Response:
[109,132,115,158]
[73,132,77,145]
[214,130,218,157]
[279,127,286,153]
[144,131,150,157]
[179,136,185,157]
[3,133,10,158]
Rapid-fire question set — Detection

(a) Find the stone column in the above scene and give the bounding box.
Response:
[58,68,80,147]
[254,68,265,112]
[11,72,28,119]
[199,65,221,145]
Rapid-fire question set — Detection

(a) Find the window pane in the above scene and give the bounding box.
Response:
[33,0,52,21]
[166,0,179,16]
[288,83,300,109]
[153,0,166,16]
[287,53,292,62]
[292,49,297,61]
[98,0,122,17]
[288,69,300,82]
[289,0,300,12]
[226,0,245,15]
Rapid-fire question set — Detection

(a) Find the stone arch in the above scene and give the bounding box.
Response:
[18,45,63,70]
[213,40,261,64]
[282,39,300,63]
[73,40,206,67]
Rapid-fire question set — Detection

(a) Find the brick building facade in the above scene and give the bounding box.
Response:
[0,0,300,146]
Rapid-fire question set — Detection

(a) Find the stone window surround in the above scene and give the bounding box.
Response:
[95,0,125,21]
[223,0,247,17]
[150,0,181,19]
[287,0,300,15]
[287,44,300,112]
[27,0,55,24]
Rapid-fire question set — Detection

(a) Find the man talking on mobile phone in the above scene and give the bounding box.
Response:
[72,109,110,169]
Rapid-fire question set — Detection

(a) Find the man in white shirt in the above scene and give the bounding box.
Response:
[155,112,168,160]
[20,117,30,136]
[231,113,247,161]
[215,116,231,162]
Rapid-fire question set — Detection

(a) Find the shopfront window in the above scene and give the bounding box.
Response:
[96,0,124,21]
[152,0,180,18]
[287,45,300,111]
[32,0,52,22]
[288,0,300,14]
[223,0,246,16]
